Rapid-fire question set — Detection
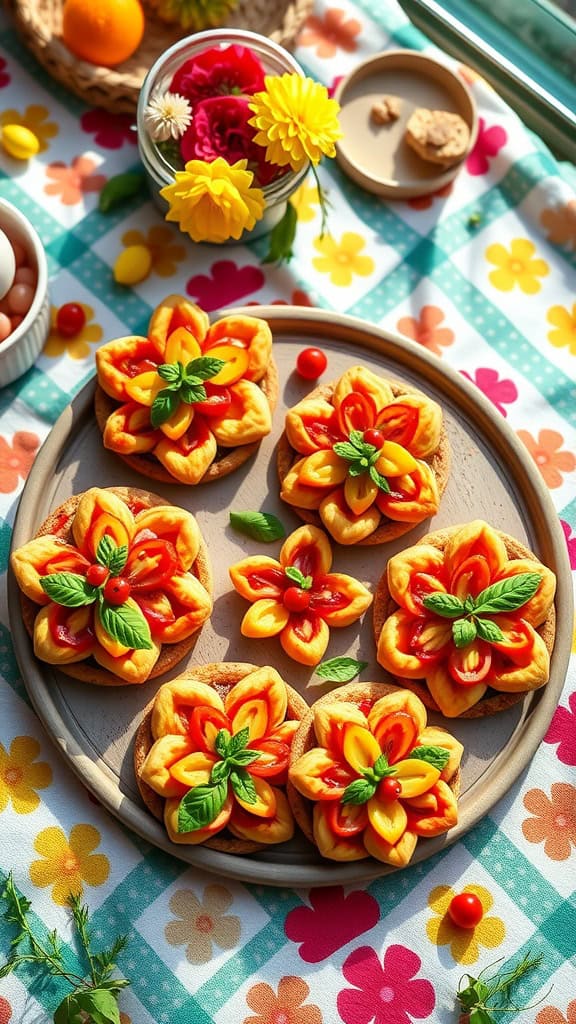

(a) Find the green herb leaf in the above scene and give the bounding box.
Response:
[98,601,153,651]
[341,778,377,805]
[229,510,286,543]
[469,1009,494,1024]
[315,657,368,683]
[475,618,505,643]
[229,727,250,755]
[210,759,231,784]
[261,201,298,265]
[157,362,182,384]
[96,537,128,576]
[98,171,145,214]
[349,430,365,450]
[55,987,122,1024]
[285,566,313,590]
[180,383,207,406]
[422,593,467,618]
[40,573,97,607]
[185,356,225,381]
[230,767,258,804]
[409,745,450,771]
[369,464,391,493]
[457,978,481,1011]
[150,388,180,428]
[373,753,390,778]
[348,461,366,477]
[215,730,231,758]
[473,572,541,615]
[229,748,262,767]
[333,441,363,461]
[178,780,228,832]
[453,617,477,648]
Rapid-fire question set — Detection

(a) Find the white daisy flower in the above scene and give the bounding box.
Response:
[143,91,192,142]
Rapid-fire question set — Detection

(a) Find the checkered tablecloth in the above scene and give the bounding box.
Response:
[0,1,575,1021]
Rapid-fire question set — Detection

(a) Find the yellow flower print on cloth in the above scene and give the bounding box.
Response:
[121,226,186,277]
[0,104,58,153]
[426,884,505,964]
[0,736,52,814]
[312,232,374,287]
[96,294,275,485]
[485,238,549,294]
[229,524,372,666]
[547,302,576,356]
[44,304,102,360]
[164,885,240,964]
[29,824,109,905]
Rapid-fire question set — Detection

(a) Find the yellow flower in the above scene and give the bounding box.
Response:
[44,304,103,360]
[30,824,109,905]
[426,884,505,964]
[312,232,374,286]
[248,74,342,172]
[485,238,549,294]
[121,225,186,277]
[0,104,58,153]
[0,736,51,814]
[160,158,265,243]
[291,181,320,222]
[547,302,576,355]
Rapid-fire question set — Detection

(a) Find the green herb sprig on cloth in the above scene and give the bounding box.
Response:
[456,951,550,1023]
[1,873,130,1024]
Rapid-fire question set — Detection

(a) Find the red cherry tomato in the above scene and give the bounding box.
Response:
[363,428,385,450]
[86,564,109,587]
[103,577,131,605]
[283,586,310,612]
[56,302,86,338]
[189,706,230,754]
[296,347,327,380]
[325,800,369,838]
[448,892,484,929]
[378,777,402,800]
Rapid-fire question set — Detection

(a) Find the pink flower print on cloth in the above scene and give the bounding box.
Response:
[561,520,576,569]
[285,887,380,962]
[80,108,137,149]
[337,945,435,1024]
[517,428,576,488]
[466,117,507,175]
[544,691,576,766]
[186,260,265,311]
[460,367,518,416]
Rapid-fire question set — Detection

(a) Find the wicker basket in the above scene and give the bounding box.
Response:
[5,0,314,113]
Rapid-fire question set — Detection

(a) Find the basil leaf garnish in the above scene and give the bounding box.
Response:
[369,464,391,493]
[100,541,128,576]
[453,618,477,648]
[40,573,97,607]
[229,748,262,767]
[333,441,363,461]
[98,601,153,650]
[210,759,231,784]
[409,745,450,771]
[229,510,286,543]
[349,430,365,451]
[185,356,225,382]
[180,383,206,406]
[228,726,250,755]
[315,657,368,683]
[423,593,467,618]
[230,768,257,805]
[157,362,182,384]
[177,780,228,833]
[341,778,377,806]
[348,461,366,477]
[150,388,180,428]
[373,753,391,779]
[285,566,313,590]
[473,573,541,614]
[215,729,231,758]
[475,618,506,643]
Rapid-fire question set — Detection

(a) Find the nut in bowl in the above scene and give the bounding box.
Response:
[0,197,50,386]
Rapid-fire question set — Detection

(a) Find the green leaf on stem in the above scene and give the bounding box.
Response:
[262,202,298,265]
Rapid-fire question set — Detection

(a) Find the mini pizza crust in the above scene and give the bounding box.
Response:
[405,108,470,166]
[134,662,309,854]
[94,358,279,486]
[372,525,556,718]
[277,378,451,545]
[19,486,213,687]
[287,680,461,846]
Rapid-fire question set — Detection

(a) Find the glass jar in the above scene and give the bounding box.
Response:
[137,28,310,243]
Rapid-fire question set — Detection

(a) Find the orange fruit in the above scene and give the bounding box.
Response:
[62,0,145,67]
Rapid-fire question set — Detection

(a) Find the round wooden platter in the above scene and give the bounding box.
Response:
[8,306,572,887]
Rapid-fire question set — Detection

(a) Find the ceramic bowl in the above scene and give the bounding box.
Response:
[0,197,50,387]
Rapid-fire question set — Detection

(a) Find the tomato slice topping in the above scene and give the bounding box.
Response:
[320,763,356,799]
[336,392,377,436]
[409,571,448,611]
[450,555,492,601]
[124,539,178,591]
[247,738,290,778]
[490,619,534,667]
[135,593,176,637]
[189,706,230,754]
[408,618,452,664]
[375,403,419,447]
[448,640,492,686]
[192,382,232,417]
[372,711,419,763]
[48,605,94,652]
[325,800,369,837]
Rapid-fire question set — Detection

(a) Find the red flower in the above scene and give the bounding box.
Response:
[179,95,278,185]
[170,45,266,108]
[80,109,137,150]
[285,887,380,962]
[186,259,265,311]
[338,945,435,1024]
[460,367,518,416]
[0,57,10,89]
[544,691,576,766]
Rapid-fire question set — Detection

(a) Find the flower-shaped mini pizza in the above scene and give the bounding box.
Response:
[135,663,308,851]
[95,294,277,485]
[277,366,449,545]
[288,684,462,866]
[229,524,373,666]
[10,487,213,685]
[374,521,556,717]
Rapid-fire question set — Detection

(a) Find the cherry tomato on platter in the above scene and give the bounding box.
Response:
[448,892,484,929]
[103,577,131,605]
[363,428,386,450]
[378,777,402,800]
[85,564,109,587]
[56,302,86,338]
[283,586,311,612]
[296,347,327,380]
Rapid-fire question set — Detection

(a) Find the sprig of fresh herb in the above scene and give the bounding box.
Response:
[333,429,391,494]
[423,572,541,650]
[229,510,286,543]
[151,355,225,427]
[284,565,313,590]
[315,657,368,683]
[456,951,549,1023]
[262,202,298,265]
[1,873,129,1024]
[177,727,262,833]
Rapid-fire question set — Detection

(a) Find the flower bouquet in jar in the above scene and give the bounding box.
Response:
[139,33,341,260]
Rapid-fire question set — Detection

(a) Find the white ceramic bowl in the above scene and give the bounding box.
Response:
[0,197,50,387]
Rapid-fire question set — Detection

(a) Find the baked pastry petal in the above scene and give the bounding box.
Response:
[154,421,218,484]
[103,403,160,454]
[209,379,272,446]
[11,537,90,603]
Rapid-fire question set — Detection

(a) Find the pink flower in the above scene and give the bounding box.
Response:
[179,96,279,185]
[186,259,264,311]
[170,45,265,108]
[561,520,576,569]
[338,945,435,1024]
[285,887,380,963]
[80,109,136,149]
[544,691,576,766]
[328,75,345,99]
[0,57,10,89]
[466,118,507,175]
[460,367,518,416]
